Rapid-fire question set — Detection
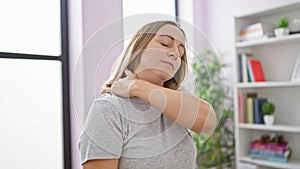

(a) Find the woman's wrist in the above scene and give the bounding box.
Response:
[130,79,152,98]
[130,79,143,97]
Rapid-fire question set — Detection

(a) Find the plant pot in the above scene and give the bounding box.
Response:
[264,115,275,126]
[274,28,290,37]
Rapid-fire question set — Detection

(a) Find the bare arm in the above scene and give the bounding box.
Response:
[82,159,119,169]
[131,79,217,134]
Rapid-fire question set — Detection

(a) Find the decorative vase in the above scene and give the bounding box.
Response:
[274,28,289,37]
[264,115,275,126]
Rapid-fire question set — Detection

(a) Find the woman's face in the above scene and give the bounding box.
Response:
[134,24,185,84]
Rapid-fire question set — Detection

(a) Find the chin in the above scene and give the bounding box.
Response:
[154,69,174,80]
[162,73,173,81]
[136,67,175,82]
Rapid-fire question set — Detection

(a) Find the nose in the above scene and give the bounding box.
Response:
[168,46,180,59]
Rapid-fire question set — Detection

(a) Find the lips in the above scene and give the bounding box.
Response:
[161,60,174,69]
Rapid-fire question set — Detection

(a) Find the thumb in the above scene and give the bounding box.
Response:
[125,69,136,79]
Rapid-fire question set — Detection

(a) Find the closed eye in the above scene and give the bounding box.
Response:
[161,43,169,47]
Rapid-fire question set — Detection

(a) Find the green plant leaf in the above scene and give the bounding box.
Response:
[276,17,289,28]
[191,50,235,168]
[262,101,276,115]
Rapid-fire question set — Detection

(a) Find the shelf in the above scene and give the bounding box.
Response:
[236,33,300,48]
[234,3,300,169]
[240,156,300,169]
[236,81,300,88]
[239,124,300,133]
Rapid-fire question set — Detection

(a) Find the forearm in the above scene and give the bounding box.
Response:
[131,79,217,133]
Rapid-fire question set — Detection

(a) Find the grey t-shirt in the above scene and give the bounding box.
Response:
[78,88,197,169]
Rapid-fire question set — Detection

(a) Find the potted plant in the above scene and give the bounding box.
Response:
[191,50,235,169]
[262,101,276,125]
[274,17,290,37]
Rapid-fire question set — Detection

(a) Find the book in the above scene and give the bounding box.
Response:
[247,98,254,123]
[247,58,266,82]
[250,153,288,163]
[246,93,257,123]
[251,143,288,152]
[238,22,272,42]
[238,92,246,123]
[243,53,252,82]
[251,149,286,157]
[238,53,253,83]
[253,98,267,124]
[251,150,286,158]
[238,53,243,82]
[239,23,264,42]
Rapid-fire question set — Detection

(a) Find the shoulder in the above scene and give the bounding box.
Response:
[85,93,125,132]
[89,94,114,114]
[86,93,121,119]
[92,93,131,115]
[94,93,124,107]
[95,93,116,104]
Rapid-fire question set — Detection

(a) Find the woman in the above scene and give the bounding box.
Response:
[79,20,217,169]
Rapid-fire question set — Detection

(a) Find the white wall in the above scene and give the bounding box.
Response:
[68,0,123,169]
[81,0,123,119]
[68,0,84,169]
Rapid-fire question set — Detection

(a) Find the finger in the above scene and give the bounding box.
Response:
[106,88,112,92]
[125,69,136,79]
[100,88,111,94]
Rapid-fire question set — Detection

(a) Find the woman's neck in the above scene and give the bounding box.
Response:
[136,70,166,86]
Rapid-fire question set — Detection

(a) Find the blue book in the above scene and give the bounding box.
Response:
[251,149,286,158]
[247,60,254,82]
[238,53,243,82]
[253,98,267,124]
[250,153,288,163]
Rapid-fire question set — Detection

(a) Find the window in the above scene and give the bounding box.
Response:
[123,0,176,17]
[0,1,70,169]
[0,59,64,168]
[0,0,61,56]
[122,0,177,46]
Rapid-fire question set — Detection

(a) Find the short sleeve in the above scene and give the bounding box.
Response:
[78,98,123,164]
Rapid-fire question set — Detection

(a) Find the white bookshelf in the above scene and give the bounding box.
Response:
[234,2,300,169]
[239,124,300,133]
[236,81,300,88]
[240,156,300,169]
[236,33,300,48]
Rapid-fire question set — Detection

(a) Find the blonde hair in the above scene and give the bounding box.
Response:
[104,21,188,90]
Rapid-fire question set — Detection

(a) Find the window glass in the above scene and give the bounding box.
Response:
[0,0,61,56]
[122,0,176,46]
[0,58,63,169]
